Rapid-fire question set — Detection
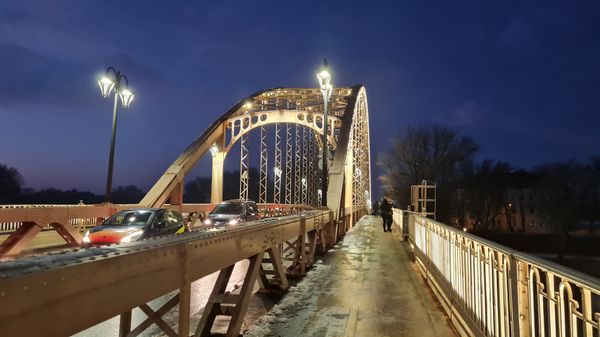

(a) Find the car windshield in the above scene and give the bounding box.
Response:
[102,210,154,226]
[211,203,243,215]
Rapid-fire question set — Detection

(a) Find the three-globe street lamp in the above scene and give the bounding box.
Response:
[317,59,333,207]
[97,67,135,203]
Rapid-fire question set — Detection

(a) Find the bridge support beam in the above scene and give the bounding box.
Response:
[194,252,264,337]
[0,221,82,257]
[283,217,322,277]
[257,246,289,291]
[322,211,338,248]
[211,151,225,204]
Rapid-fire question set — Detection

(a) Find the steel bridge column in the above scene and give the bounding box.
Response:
[301,126,308,205]
[273,123,282,204]
[285,124,293,205]
[259,126,268,203]
[210,151,225,204]
[308,130,315,206]
[294,124,301,204]
[239,135,249,200]
[345,142,354,228]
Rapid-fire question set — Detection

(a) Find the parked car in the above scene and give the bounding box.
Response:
[203,199,259,226]
[83,208,187,245]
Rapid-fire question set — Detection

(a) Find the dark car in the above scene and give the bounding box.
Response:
[203,199,259,227]
[83,208,187,245]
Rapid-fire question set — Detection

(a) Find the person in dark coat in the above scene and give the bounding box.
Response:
[380,198,393,232]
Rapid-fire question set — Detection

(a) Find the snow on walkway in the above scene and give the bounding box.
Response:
[244,215,456,337]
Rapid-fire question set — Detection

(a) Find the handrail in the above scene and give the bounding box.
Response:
[394,208,600,337]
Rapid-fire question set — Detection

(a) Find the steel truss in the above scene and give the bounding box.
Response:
[294,124,301,204]
[259,126,268,203]
[273,123,282,204]
[308,129,314,206]
[285,124,293,205]
[239,134,249,200]
[301,126,308,205]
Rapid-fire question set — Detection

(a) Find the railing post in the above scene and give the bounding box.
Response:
[509,258,529,337]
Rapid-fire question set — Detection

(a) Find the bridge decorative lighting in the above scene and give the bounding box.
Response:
[119,88,135,108]
[317,59,333,207]
[210,144,219,157]
[97,77,115,98]
[302,177,307,186]
[274,166,282,177]
[97,66,135,203]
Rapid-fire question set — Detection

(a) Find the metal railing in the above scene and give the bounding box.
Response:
[394,208,600,337]
[0,203,317,235]
[0,204,102,233]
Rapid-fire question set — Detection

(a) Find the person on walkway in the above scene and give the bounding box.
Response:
[380,198,393,232]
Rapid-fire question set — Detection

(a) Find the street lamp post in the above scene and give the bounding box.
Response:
[97,67,135,203]
[317,59,333,207]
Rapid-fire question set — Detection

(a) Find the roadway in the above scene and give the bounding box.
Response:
[244,215,457,337]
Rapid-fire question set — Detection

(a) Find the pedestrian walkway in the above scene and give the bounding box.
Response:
[244,215,457,337]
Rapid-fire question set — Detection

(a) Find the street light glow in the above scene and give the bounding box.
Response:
[302,177,307,185]
[97,76,115,98]
[210,144,219,157]
[119,88,135,108]
[316,59,332,207]
[317,70,331,89]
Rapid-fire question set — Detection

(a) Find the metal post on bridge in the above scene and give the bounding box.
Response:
[317,59,332,207]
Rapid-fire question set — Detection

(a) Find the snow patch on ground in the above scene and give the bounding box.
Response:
[244,259,334,336]
[244,216,377,336]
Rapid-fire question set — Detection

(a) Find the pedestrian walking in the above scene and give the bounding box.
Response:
[380,198,393,232]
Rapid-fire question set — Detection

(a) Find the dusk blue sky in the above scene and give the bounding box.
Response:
[1,1,599,196]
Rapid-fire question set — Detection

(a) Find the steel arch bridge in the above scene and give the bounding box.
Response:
[140,85,371,218]
[0,85,372,337]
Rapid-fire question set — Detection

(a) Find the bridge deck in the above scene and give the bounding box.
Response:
[245,215,457,337]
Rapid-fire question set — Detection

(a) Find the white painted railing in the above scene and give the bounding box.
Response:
[394,208,600,337]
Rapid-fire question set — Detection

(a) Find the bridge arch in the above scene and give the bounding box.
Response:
[139,85,371,220]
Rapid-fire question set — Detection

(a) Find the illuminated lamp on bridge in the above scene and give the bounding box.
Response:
[317,59,333,207]
[96,67,135,203]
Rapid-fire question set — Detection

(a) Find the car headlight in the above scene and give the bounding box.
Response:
[228,218,239,226]
[82,231,90,243]
[121,230,143,243]
[203,219,212,225]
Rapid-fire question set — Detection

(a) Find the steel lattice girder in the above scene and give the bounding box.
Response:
[284,123,293,205]
[273,123,282,204]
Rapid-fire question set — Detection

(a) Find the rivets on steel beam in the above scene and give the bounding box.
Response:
[0,291,5,297]
[42,281,48,287]
[23,286,28,291]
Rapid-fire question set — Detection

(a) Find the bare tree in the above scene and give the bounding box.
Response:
[377,125,478,218]
[0,163,24,203]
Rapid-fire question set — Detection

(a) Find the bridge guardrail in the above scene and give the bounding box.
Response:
[0,203,315,234]
[394,208,600,337]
